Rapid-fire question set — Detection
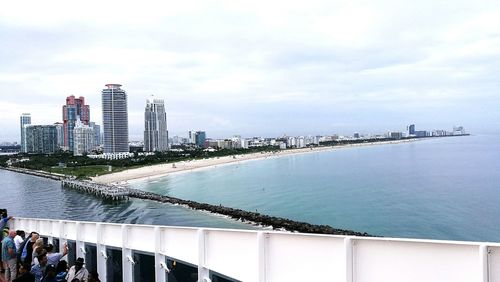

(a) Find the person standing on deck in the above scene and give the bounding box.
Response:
[2,230,17,281]
[66,258,88,282]
[46,243,68,266]
[0,212,13,274]
[30,251,47,282]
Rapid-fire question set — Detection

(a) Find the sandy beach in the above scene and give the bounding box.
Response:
[92,139,419,184]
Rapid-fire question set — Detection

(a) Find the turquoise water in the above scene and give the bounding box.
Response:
[0,170,255,230]
[128,135,500,242]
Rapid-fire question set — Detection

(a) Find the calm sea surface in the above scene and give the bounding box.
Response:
[1,135,499,242]
[127,135,500,242]
[0,170,254,230]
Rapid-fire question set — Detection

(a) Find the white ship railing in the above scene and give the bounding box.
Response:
[11,217,500,282]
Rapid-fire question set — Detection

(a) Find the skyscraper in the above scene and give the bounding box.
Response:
[73,119,95,156]
[102,84,129,154]
[407,124,415,136]
[25,125,58,154]
[54,122,64,148]
[89,122,101,147]
[20,113,31,153]
[188,131,206,148]
[144,97,168,152]
[63,95,90,151]
[195,131,206,148]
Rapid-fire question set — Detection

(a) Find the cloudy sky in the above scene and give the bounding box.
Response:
[1,0,499,142]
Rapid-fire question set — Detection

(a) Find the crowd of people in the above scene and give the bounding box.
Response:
[1,213,100,282]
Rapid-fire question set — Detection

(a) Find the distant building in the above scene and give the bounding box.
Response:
[25,125,58,154]
[89,122,101,147]
[102,84,129,154]
[187,131,206,148]
[63,95,90,152]
[390,132,403,139]
[171,136,187,146]
[407,124,415,135]
[195,131,206,148]
[20,113,31,153]
[297,136,306,148]
[188,131,197,144]
[54,122,64,148]
[73,120,95,156]
[453,126,466,135]
[287,137,297,148]
[353,132,360,139]
[144,97,168,152]
[414,130,429,137]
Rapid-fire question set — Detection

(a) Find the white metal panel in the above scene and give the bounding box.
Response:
[489,246,500,282]
[38,219,53,236]
[266,233,346,282]
[50,221,60,237]
[63,221,77,240]
[79,222,97,243]
[11,218,28,232]
[161,228,199,265]
[127,225,155,252]
[100,224,123,248]
[205,230,258,281]
[23,218,40,234]
[353,239,481,282]
[11,217,500,282]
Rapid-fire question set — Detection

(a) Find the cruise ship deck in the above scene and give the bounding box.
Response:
[10,217,500,282]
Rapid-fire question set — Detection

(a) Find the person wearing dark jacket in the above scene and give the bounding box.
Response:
[13,263,35,282]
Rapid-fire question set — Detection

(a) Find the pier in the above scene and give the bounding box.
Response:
[62,179,129,200]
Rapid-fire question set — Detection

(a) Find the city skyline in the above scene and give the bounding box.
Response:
[1,1,500,142]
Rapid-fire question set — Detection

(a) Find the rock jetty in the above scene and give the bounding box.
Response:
[128,188,371,236]
[2,167,64,180]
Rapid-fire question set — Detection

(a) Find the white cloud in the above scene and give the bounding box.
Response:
[1,0,499,141]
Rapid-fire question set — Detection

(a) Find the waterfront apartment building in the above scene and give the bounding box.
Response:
[73,120,95,156]
[54,122,64,148]
[20,113,31,153]
[89,122,101,147]
[102,84,129,154]
[25,125,58,154]
[63,95,90,152]
[407,124,416,135]
[187,131,206,148]
[144,97,168,152]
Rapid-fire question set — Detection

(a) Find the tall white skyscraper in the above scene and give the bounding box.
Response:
[73,119,95,156]
[144,97,168,152]
[102,84,129,154]
[20,113,31,153]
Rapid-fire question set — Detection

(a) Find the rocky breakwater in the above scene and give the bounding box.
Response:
[1,167,64,180]
[128,188,371,236]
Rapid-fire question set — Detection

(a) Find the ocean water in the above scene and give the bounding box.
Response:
[0,170,255,230]
[127,135,500,242]
[2,135,499,243]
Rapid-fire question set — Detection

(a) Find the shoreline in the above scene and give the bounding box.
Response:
[93,138,421,184]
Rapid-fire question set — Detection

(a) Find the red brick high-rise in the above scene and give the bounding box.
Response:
[63,95,90,151]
